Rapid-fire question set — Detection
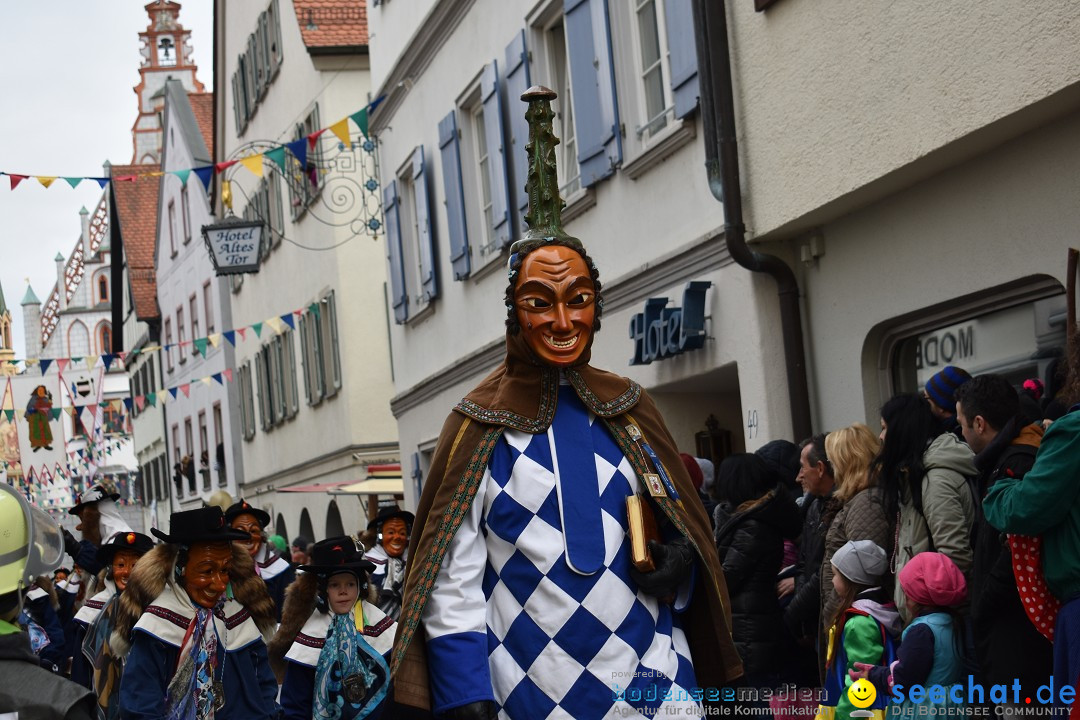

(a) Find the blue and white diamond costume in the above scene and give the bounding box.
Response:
[423,385,702,719]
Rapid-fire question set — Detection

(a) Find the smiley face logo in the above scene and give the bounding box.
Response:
[847,678,877,709]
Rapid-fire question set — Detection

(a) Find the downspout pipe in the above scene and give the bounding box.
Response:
[692,0,813,442]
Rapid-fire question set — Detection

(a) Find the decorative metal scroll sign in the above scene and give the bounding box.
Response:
[629,281,712,365]
[201,216,264,275]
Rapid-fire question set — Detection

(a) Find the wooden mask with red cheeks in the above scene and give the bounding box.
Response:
[380,518,409,559]
[182,542,233,609]
[514,245,596,367]
[110,550,141,592]
[230,512,263,559]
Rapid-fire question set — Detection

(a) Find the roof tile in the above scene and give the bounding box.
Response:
[292,0,368,49]
[110,164,162,321]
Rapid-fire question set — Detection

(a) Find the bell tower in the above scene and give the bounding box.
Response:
[0,278,14,374]
[131,0,205,165]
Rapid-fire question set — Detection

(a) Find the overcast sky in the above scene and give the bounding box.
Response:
[0,2,213,359]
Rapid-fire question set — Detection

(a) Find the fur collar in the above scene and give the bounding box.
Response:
[110,543,276,657]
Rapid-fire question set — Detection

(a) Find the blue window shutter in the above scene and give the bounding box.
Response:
[411,451,423,498]
[383,180,408,324]
[503,30,532,220]
[564,0,621,187]
[481,61,512,249]
[439,110,470,280]
[412,146,438,302]
[665,0,699,119]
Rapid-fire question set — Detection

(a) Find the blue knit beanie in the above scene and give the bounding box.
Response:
[924,365,972,413]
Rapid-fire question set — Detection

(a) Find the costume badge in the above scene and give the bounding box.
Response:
[343,673,368,703]
[212,682,225,711]
[625,424,643,441]
[643,473,667,498]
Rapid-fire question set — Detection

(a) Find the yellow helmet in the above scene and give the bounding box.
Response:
[0,483,64,596]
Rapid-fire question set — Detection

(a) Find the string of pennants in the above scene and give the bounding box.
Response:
[2,300,325,381]
[0,96,384,191]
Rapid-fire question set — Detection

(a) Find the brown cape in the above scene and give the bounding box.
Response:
[390,333,744,709]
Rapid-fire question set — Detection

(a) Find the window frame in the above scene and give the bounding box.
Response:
[181,183,192,244]
[203,281,215,335]
[189,295,199,355]
[164,318,174,373]
[176,306,186,364]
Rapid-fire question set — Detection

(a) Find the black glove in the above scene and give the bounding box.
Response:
[630,537,694,598]
[62,528,80,560]
[440,701,499,720]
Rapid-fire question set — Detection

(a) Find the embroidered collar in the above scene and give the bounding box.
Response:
[285,600,396,667]
[132,582,262,652]
[74,578,116,626]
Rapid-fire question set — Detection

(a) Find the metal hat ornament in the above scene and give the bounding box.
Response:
[508,86,586,267]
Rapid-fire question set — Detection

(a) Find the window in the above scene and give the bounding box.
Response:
[184,418,195,493]
[213,403,226,486]
[203,281,215,334]
[232,0,282,135]
[168,201,178,256]
[300,290,343,405]
[242,173,283,258]
[190,295,199,355]
[177,307,186,364]
[171,424,182,496]
[164,318,174,373]
[239,361,256,440]
[98,323,112,354]
[288,105,324,218]
[98,274,109,303]
[198,411,210,490]
[542,18,581,195]
[132,365,143,418]
[255,328,298,430]
[181,184,192,243]
[633,0,671,139]
[385,148,436,324]
[157,455,168,501]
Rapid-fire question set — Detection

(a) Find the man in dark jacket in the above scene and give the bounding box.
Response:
[956,374,1052,701]
[782,434,834,685]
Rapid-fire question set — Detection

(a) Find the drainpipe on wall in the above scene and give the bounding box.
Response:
[692,0,813,442]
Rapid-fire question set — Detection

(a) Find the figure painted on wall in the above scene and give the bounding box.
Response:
[24,385,53,452]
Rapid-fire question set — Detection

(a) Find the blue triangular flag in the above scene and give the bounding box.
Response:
[123,398,133,412]
[193,166,214,192]
[39,359,53,375]
[281,313,295,330]
[211,373,223,385]
[102,354,115,371]
[223,330,236,346]
[91,177,109,188]
[286,139,307,170]
[169,388,179,399]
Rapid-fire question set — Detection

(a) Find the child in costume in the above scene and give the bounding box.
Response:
[112,507,280,719]
[818,540,900,720]
[270,536,396,720]
[70,531,154,718]
[851,552,968,717]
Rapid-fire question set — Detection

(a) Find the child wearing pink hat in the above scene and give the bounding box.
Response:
[852,552,967,713]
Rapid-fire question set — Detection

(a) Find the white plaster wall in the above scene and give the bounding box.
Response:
[803,108,1078,433]
[219,1,397,497]
[726,0,1080,240]
[366,0,439,87]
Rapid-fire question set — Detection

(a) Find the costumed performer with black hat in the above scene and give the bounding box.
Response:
[363,505,414,621]
[390,87,742,719]
[70,530,154,717]
[224,499,295,621]
[269,537,396,720]
[112,507,279,719]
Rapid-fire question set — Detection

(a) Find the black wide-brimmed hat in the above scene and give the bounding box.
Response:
[366,506,415,532]
[223,500,271,529]
[299,536,376,576]
[96,531,155,565]
[150,507,252,545]
[68,485,121,515]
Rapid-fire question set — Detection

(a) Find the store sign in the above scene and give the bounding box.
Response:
[629,281,711,365]
[201,217,264,275]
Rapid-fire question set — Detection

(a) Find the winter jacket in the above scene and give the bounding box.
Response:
[819,589,899,720]
[820,486,891,639]
[985,408,1080,601]
[714,487,802,677]
[893,433,976,621]
[970,419,1052,692]
[0,619,96,719]
[784,492,831,641]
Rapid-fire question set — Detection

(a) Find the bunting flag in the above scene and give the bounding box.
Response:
[9,174,27,190]
[64,177,82,189]
[286,138,307,170]
[224,330,236,346]
[329,118,351,146]
[265,317,284,335]
[193,165,214,191]
[174,169,191,185]
[280,313,296,330]
[37,176,57,189]
[239,155,264,177]
[350,108,370,139]
[265,146,287,173]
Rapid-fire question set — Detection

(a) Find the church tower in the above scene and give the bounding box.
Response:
[131,0,205,165]
[0,278,14,374]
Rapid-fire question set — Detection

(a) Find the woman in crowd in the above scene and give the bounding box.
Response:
[270,537,395,720]
[712,453,802,688]
[819,423,890,677]
[872,393,976,621]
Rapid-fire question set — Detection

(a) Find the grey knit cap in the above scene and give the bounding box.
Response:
[831,539,888,586]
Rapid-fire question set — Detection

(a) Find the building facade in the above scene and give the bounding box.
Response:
[213,0,398,542]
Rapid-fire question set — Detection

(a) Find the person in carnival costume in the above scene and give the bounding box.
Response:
[390,86,741,719]
[269,536,396,720]
[112,507,279,719]
[0,480,97,719]
[70,531,154,718]
[224,499,295,621]
[363,505,414,621]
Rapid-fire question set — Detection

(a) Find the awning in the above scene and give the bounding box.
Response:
[279,480,356,493]
[331,478,404,496]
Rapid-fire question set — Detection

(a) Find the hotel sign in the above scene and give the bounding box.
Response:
[201,217,264,275]
[629,281,711,365]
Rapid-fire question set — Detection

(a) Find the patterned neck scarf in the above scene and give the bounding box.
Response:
[83,594,123,720]
[166,595,224,720]
[313,608,390,719]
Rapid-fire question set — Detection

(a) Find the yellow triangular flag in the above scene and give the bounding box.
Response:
[37,176,57,188]
[265,317,284,335]
[240,155,264,178]
[146,171,165,178]
[144,345,162,353]
[111,399,124,411]
[208,334,222,348]
[24,359,38,367]
[157,390,170,404]
[201,377,213,387]
[86,356,100,370]
[329,118,351,146]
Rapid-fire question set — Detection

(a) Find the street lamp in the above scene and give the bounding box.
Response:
[201,215,264,275]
